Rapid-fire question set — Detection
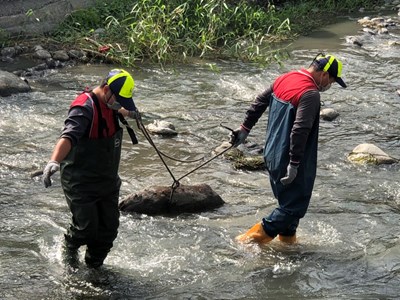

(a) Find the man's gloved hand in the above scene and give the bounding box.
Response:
[280,163,298,185]
[43,160,60,188]
[230,125,249,147]
[128,110,142,121]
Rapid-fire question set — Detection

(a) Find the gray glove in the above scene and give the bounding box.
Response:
[128,110,142,121]
[43,160,60,188]
[230,126,249,147]
[280,164,298,185]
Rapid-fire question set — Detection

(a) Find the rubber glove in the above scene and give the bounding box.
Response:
[280,164,298,185]
[128,110,142,121]
[230,125,249,147]
[43,160,60,188]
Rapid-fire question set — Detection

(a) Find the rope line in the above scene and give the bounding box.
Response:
[135,117,234,197]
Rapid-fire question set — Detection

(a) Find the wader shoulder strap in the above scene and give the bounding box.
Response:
[91,93,108,138]
[118,114,138,145]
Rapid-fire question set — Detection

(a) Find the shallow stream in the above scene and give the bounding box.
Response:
[1,11,400,299]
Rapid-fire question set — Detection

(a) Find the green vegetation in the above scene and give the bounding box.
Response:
[51,0,383,65]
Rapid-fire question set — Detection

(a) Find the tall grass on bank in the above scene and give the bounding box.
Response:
[52,0,383,65]
[107,0,290,63]
[54,0,291,65]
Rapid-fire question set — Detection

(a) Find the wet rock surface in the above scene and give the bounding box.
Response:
[145,120,178,136]
[344,9,400,55]
[320,108,340,121]
[119,184,225,215]
[348,143,398,165]
[0,70,31,96]
[214,141,265,171]
[0,42,91,91]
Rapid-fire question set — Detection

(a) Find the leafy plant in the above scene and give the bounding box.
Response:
[50,0,384,65]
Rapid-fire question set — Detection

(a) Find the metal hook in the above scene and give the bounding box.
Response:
[219,122,234,133]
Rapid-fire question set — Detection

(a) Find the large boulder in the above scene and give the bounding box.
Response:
[348,143,398,165]
[119,184,225,215]
[0,70,31,96]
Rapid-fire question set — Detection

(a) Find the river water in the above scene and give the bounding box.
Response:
[1,12,400,300]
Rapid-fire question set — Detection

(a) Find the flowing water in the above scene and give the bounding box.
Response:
[1,12,400,300]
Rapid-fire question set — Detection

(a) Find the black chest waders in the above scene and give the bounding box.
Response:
[60,95,122,267]
[262,94,319,238]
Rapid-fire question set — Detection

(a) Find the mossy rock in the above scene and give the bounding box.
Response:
[232,155,265,171]
[214,141,265,171]
[348,143,398,165]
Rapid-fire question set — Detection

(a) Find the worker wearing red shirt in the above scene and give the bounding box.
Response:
[43,69,139,268]
[232,54,347,244]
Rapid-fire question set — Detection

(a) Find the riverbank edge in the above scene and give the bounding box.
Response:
[1,0,399,75]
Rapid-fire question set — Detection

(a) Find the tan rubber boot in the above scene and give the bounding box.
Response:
[236,222,273,244]
[278,234,296,244]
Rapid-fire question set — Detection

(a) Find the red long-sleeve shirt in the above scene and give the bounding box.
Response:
[242,70,321,164]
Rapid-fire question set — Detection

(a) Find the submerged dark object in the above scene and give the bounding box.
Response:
[119,184,225,215]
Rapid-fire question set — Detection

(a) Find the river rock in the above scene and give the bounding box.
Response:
[357,15,400,34]
[388,41,400,47]
[45,58,64,69]
[232,155,264,170]
[52,50,70,61]
[345,36,363,47]
[214,141,234,155]
[33,49,52,60]
[0,70,31,96]
[119,184,225,215]
[68,49,87,60]
[320,108,339,121]
[378,27,389,34]
[214,141,265,171]
[1,47,17,58]
[362,27,377,35]
[145,120,178,136]
[347,143,398,165]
